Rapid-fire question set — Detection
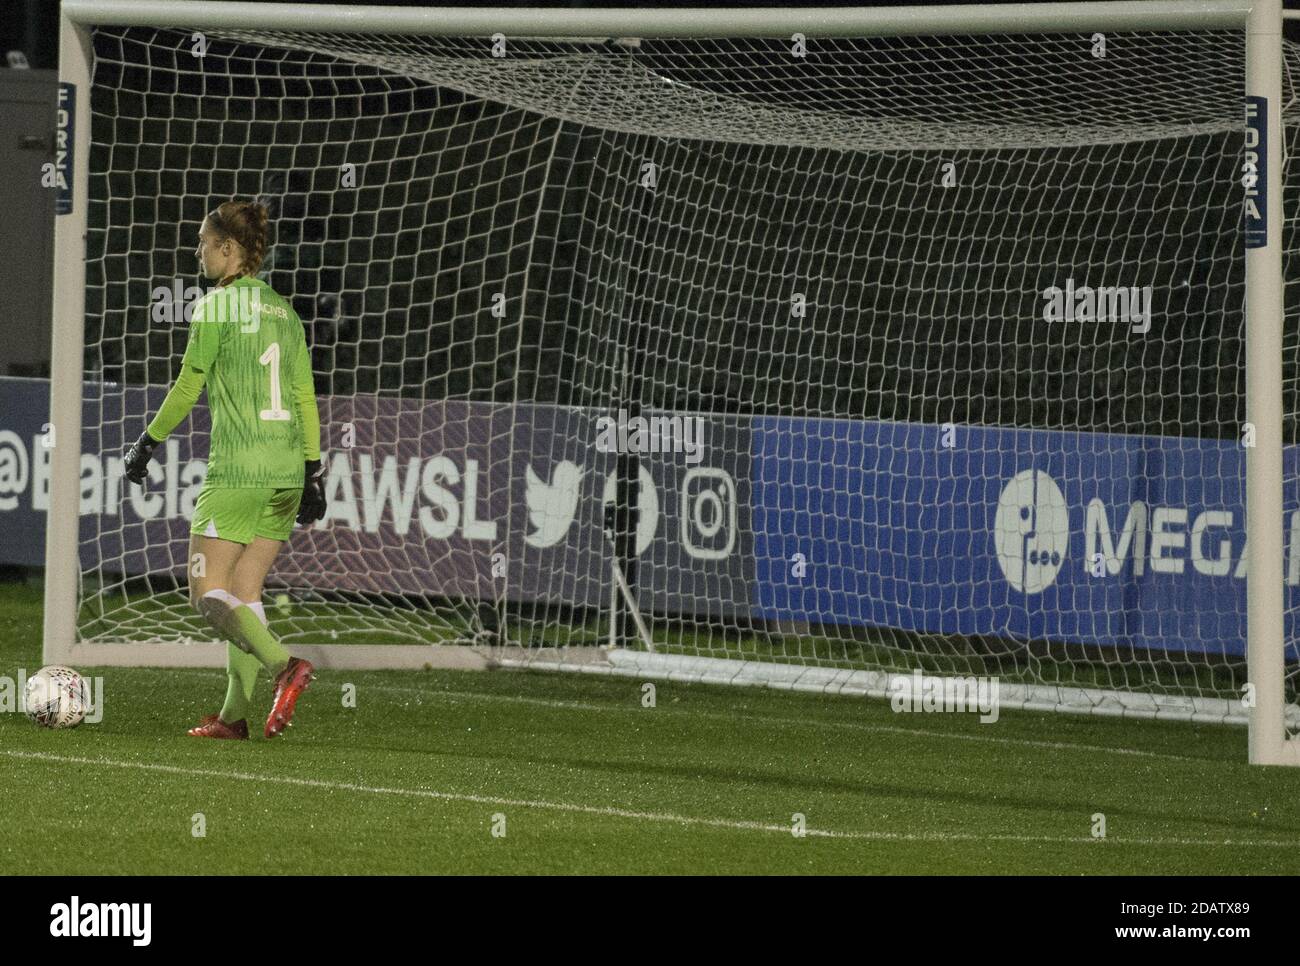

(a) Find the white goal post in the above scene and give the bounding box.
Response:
[47,0,1298,764]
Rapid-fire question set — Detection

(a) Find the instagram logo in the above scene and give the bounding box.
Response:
[680,467,736,560]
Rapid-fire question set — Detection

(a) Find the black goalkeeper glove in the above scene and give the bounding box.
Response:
[123,431,161,485]
[297,458,327,526]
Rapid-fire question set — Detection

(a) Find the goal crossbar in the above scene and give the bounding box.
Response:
[62,1,1257,38]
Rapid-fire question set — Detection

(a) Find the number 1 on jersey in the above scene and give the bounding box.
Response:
[259,342,292,421]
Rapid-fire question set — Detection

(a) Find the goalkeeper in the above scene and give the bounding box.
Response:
[124,199,326,741]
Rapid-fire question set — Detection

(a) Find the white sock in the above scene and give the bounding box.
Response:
[246,600,268,626]
[201,588,242,610]
[197,588,243,647]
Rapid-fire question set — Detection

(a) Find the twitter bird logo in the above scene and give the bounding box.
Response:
[524,461,583,548]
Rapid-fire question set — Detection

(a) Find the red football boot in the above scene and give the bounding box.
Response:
[265,657,315,738]
[188,713,249,740]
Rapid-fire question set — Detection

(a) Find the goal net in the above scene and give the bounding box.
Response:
[51,4,1300,736]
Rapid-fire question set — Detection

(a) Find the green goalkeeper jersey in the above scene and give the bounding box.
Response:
[147,276,321,488]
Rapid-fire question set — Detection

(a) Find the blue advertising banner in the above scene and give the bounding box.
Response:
[752,417,1300,658]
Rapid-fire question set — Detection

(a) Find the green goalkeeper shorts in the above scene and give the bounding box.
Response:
[191,486,302,544]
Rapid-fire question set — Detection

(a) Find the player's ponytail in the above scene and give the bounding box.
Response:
[207,199,270,279]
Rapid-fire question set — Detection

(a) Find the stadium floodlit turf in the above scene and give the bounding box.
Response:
[2,581,1299,875]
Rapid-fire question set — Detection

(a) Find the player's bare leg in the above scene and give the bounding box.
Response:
[231,535,316,738]
[230,535,283,610]
[187,532,243,605]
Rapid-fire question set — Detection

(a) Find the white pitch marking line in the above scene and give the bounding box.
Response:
[117,667,1213,765]
[374,682,1199,763]
[3,749,1294,849]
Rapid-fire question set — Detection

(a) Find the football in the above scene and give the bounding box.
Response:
[24,665,90,729]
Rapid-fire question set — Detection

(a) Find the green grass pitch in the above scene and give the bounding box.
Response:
[2,581,1299,875]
